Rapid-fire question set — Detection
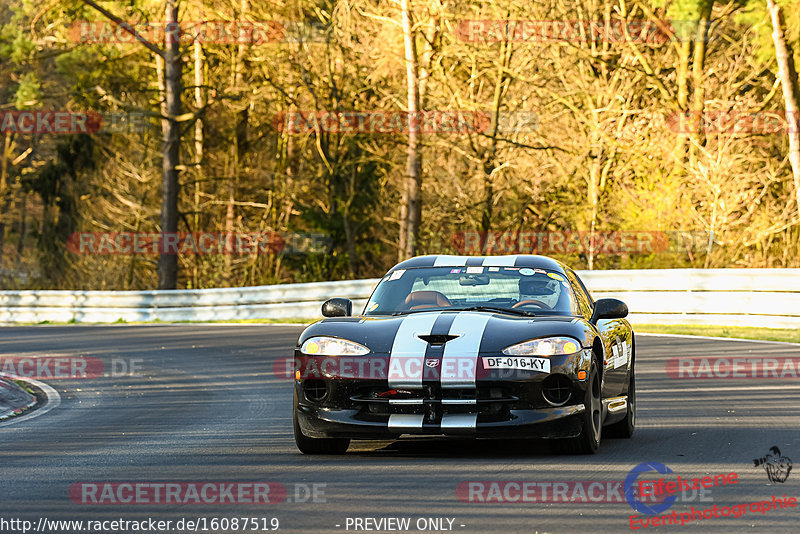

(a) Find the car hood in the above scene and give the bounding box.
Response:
[298,310,595,355]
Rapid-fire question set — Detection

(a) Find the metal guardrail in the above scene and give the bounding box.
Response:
[581,269,800,329]
[0,269,798,327]
[0,279,380,323]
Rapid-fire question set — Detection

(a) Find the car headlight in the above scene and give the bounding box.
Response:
[502,336,581,356]
[300,336,370,356]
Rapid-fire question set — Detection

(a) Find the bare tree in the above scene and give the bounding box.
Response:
[79,0,182,289]
[399,0,422,261]
[766,0,800,217]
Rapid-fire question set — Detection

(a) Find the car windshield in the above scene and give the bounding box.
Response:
[364,266,579,316]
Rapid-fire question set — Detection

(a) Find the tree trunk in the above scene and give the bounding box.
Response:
[225,0,250,277]
[766,0,800,217]
[343,206,356,278]
[157,0,181,289]
[15,191,26,267]
[77,0,178,288]
[688,4,714,158]
[399,0,422,261]
[192,39,204,289]
[672,39,692,161]
[588,147,601,271]
[482,39,513,235]
[0,132,10,265]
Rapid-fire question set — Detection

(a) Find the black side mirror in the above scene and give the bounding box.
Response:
[322,298,352,317]
[591,298,628,323]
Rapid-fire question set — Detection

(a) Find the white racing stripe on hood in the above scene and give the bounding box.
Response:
[388,312,441,388]
[441,312,492,389]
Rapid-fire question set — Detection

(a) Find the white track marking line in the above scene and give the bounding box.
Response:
[638,332,800,347]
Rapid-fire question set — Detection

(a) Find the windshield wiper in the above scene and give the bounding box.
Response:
[392,306,536,317]
[451,306,534,317]
[390,306,533,317]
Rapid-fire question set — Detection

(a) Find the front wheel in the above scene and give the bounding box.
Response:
[559,360,602,454]
[293,391,350,455]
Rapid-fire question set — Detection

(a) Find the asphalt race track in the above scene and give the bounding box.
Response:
[0,325,798,534]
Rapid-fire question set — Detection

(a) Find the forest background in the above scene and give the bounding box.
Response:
[1,0,799,290]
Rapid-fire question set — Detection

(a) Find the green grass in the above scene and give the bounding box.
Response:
[173,318,312,324]
[636,324,800,344]
[12,379,35,395]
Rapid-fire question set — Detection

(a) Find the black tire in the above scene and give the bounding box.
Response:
[559,359,602,454]
[606,357,635,439]
[293,392,350,455]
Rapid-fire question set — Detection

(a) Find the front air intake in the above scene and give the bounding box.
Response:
[417,334,460,345]
[303,380,328,402]
[541,374,572,406]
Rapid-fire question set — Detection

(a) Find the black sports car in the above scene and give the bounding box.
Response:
[293,255,635,454]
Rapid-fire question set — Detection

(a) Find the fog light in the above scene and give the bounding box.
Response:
[303,380,328,402]
[577,370,587,380]
[542,374,572,406]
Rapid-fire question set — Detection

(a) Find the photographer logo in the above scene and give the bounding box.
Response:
[754,447,792,483]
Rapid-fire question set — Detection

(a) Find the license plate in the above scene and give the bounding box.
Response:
[481,356,550,372]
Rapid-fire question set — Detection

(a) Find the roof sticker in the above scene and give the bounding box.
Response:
[433,255,469,267]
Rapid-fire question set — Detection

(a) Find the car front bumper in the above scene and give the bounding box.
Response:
[295,402,585,439]
[293,348,594,440]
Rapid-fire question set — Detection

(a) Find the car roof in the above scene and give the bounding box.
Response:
[388,255,568,273]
